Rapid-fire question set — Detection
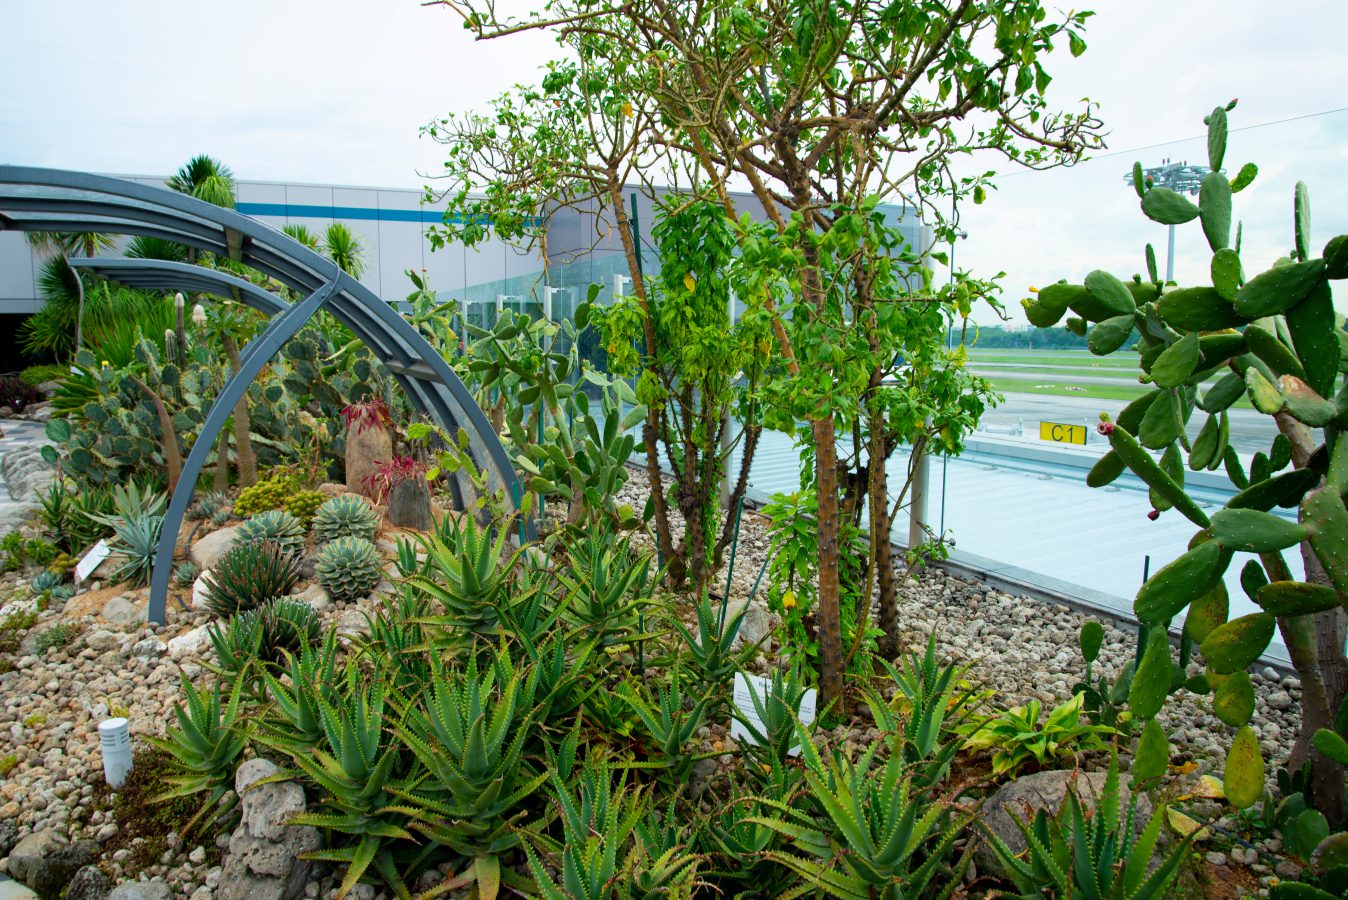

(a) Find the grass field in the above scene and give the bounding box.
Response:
[968,347,1252,408]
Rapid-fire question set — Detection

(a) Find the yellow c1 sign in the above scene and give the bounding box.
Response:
[1039,421,1087,445]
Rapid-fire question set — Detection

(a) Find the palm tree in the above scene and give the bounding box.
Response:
[167,153,258,486]
[321,222,367,278]
[26,231,118,258]
[282,224,320,250]
[166,155,236,208]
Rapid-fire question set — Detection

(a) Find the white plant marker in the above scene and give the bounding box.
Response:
[729,672,817,757]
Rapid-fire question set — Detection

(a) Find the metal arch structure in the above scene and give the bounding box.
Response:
[0,166,533,624]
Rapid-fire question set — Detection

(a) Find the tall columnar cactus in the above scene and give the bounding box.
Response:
[1024,101,1348,827]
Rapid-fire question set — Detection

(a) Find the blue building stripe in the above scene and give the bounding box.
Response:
[236,202,541,228]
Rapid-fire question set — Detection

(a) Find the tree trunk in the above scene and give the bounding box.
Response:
[813,415,845,710]
[221,334,258,487]
[605,175,678,585]
[213,429,230,493]
[872,429,899,661]
[128,375,182,494]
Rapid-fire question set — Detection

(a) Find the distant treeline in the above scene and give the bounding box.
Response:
[954,324,1088,350]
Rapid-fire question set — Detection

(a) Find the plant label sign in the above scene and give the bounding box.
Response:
[74,539,111,585]
[730,672,817,757]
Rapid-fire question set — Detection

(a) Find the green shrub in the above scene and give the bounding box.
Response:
[283,490,325,528]
[233,473,297,517]
[312,495,380,544]
[0,753,17,777]
[236,510,307,560]
[34,623,78,655]
[19,364,67,387]
[203,541,302,617]
[958,692,1114,778]
[315,537,382,603]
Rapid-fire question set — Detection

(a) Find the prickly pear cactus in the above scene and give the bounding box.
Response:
[1025,101,1348,823]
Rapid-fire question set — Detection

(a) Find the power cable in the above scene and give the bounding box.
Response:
[988,105,1348,180]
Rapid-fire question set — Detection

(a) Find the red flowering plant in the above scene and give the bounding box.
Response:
[340,398,392,435]
[362,455,427,504]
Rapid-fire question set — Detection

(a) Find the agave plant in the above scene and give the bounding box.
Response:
[405,516,521,636]
[314,536,383,603]
[206,612,264,684]
[203,541,302,617]
[236,509,307,560]
[105,512,164,587]
[388,652,547,898]
[173,560,200,588]
[149,677,251,834]
[983,749,1194,899]
[312,494,381,544]
[752,726,973,899]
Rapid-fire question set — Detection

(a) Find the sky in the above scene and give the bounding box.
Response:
[2,0,1346,325]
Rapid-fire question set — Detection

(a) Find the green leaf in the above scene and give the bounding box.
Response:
[1230,162,1258,193]
[1079,620,1104,664]
[1151,332,1200,389]
[1134,540,1224,625]
[1212,670,1255,727]
[1199,172,1232,251]
[1184,582,1229,644]
[1202,613,1276,675]
[1224,726,1265,809]
[1141,187,1200,226]
[1255,581,1340,617]
[1083,270,1136,316]
[1233,259,1326,319]
[1130,629,1172,720]
[1210,508,1309,553]
[1132,718,1170,788]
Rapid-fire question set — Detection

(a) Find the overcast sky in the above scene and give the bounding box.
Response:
[3,0,1345,324]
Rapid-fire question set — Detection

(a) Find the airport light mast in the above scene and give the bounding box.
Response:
[1124,159,1209,283]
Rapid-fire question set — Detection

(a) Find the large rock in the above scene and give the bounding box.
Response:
[345,422,392,500]
[976,769,1153,878]
[8,829,99,898]
[215,758,320,900]
[65,865,113,900]
[167,625,212,659]
[100,595,142,628]
[107,884,172,900]
[724,597,771,648]
[191,571,213,611]
[191,526,241,570]
[0,817,18,856]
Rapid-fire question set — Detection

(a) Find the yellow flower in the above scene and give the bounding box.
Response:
[100,360,109,367]
[1028,285,1040,293]
[782,589,797,610]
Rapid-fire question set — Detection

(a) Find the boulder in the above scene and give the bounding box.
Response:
[107,884,173,900]
[191,526,241,570]
[215,758,320,900]
[168,625,212,659]
[8,829,99,898]
[0,817,17,856]
[345,423,392,501]
[65,865,113,900]
[386,477,433,531]
[976,769,1153,878]
[130,638,167,660]
[290,583,330,613]
[191,571,213,611]
[723,597,771,648]
[100,595,142,628]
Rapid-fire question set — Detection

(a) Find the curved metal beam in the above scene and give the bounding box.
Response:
[149,279,342,623]
[0,167,535,624]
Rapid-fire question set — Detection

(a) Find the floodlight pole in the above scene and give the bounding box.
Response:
[1125,159,1209,283]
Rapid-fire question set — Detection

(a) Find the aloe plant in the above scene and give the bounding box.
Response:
[622,665,710,784]
[284,675,419,899]
[671,593,753,695]
[557,527,653,646]
[149,676,251,834]
[524,760,698,900]
[389,653,546,899]
[406,515,522,636]
[258,631,340,754]
[751,725,973,899]
[982,749,1194,899]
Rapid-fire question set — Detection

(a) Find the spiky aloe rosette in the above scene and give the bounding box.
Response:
[204,540,302,617]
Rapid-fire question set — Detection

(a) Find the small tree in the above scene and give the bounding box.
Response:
[436,0,1103,707]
